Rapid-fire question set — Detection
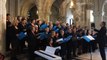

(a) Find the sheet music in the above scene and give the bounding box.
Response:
[56,38,63,42]
[55,46,61,50]
[82,35,95,42]
[45,46,57,55]
[87,35,95,41]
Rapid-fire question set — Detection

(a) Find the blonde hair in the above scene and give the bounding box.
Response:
[12,17,19,26]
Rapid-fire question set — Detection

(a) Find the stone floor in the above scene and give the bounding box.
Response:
[5,48,107,60]
[77,48,107,60]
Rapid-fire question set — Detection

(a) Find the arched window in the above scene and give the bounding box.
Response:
[90,10,94,23]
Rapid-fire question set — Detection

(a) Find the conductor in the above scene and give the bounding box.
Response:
[93,21,106,60]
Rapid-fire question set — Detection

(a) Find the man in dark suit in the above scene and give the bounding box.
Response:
[6,13,12,51]
[94,21,106,60]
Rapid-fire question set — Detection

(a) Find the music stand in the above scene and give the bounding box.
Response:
[82,35,95,60]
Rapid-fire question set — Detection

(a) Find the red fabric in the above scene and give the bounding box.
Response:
[0,53,4,60]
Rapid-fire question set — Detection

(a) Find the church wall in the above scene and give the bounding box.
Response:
[5,0,107,28]
[0,0,6,54]
[93,0,105,29]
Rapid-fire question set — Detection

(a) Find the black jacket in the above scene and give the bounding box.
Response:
[18,23,27,33]
[6,21,12,39]
[94,26,106,42]
[11,26,20,41]
[27,31,39,50]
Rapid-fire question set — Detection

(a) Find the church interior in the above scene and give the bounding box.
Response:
[0,0,107,60]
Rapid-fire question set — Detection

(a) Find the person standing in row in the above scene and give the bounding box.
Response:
[6,14,12,51]
[10,19,20,60]
[27,26,39,60]
[18,18,27,53]
[59,29,66,60]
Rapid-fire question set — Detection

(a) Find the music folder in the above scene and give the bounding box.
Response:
[82,35,95,42]
[56,38,63,42]
[18,32,26,40]
[40,24,48,30]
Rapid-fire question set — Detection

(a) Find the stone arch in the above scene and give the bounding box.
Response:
[50,0,65,21]
[102,0,107,27]
[102,0,107,21]
[28,5,38,19]
[20,0,37,17]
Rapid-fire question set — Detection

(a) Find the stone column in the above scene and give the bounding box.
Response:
[93,0,103,29]
[101,0,107,27]
[0,0,6,54]
[36,0,54,21]
[44,12,50,22]
[59,1,67,22]
[38,9,44,20]
[9,0,15,19]
[17,0,21,16]
[36,0,45,20]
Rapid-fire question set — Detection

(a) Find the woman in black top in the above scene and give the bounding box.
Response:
[10,19,20,60]
[54,32,60,46]
[59,29,66,60]
[48,31,56,47]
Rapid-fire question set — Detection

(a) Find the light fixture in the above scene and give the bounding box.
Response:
[37,10,38,14]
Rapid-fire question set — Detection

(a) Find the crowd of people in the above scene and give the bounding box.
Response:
[6,13,106,60]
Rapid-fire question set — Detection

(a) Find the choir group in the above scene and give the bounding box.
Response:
[6,13,105,60]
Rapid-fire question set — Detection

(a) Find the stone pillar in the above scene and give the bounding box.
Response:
[38,9,44,20]
[93,0,104,29]
[102,0,107,27]
[36,0,45,20]
[36,0,54,21]
[15,0,20,16]
[59,0,67,22]
[94,12,102,29]
[0,0,6,54]
[17,0,21,16]
[44,12,50,22]
[9,0,15,19]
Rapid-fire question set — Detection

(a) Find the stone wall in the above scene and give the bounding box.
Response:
[0,0,6,54]
[6,0,107,28]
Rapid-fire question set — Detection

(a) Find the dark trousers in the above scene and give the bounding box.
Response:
[98,41,106,60]
[6,37,11,51]
[10,39,20,60]
[40,40,48,50]
[91,41,97,52]
[28,48,35,60]
[28,45,38,60]
[19,37,28,53]
[82,40,90,53]
[60,43,66,60]
[77,40,83,54]
[66,40,72,59]
[71,41,77,56]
